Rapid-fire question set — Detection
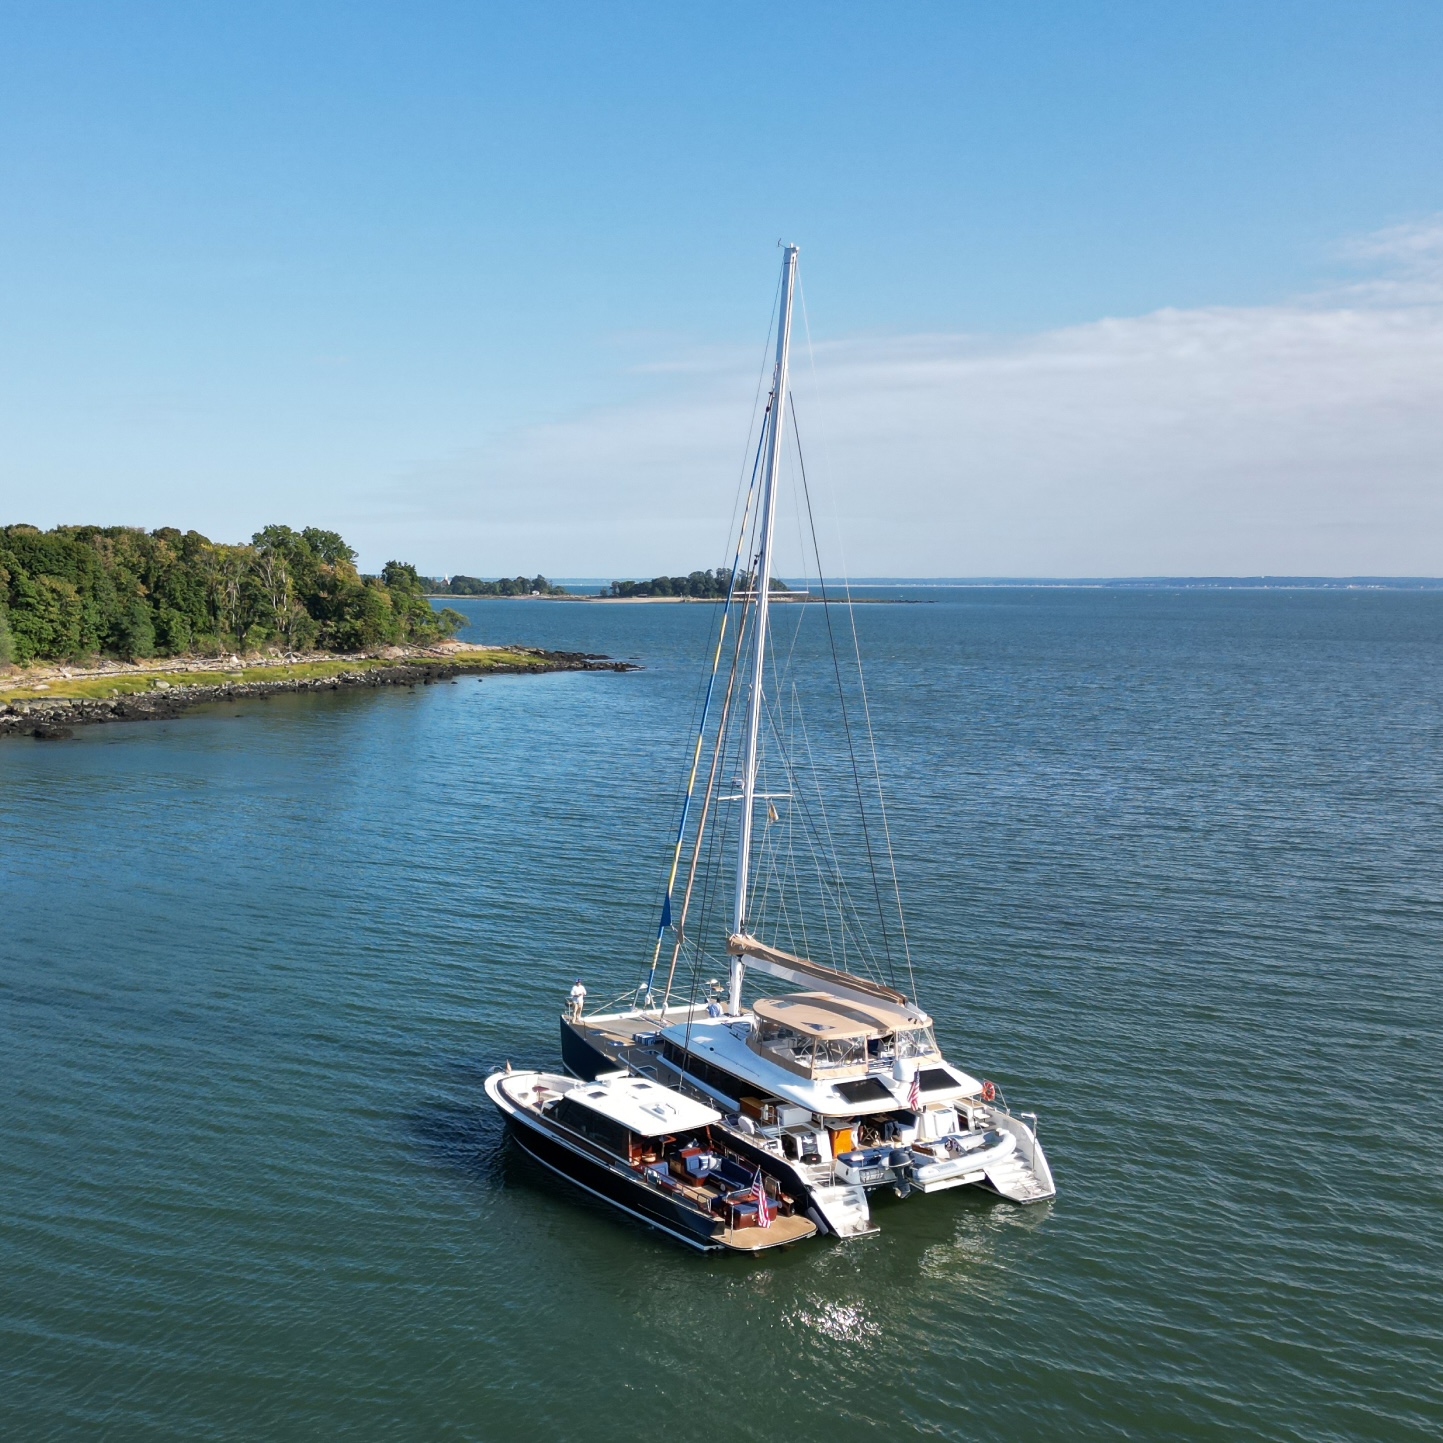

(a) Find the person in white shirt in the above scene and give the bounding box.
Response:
[567,979,586,1022]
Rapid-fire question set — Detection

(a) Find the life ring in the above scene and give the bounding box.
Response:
[980,1079,997,1103]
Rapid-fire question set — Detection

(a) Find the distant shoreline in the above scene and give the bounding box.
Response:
[827,578,1443,591]
[429,578,1443,596]
[425,593,910,604]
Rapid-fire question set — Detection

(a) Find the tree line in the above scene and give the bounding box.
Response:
[601,568,791,598]
[0,524,465,666]
[425,574,568,596]
[423,570,792,599]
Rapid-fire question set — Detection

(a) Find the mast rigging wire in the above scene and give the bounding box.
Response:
[660,547,755,1012]
[640,406,772,1004]
[794,278,917,1001]
[787,391,901,991]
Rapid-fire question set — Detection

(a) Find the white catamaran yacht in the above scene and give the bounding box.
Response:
[562,246,1055,1240]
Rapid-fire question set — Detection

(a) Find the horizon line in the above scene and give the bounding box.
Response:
[526,574,1443,589]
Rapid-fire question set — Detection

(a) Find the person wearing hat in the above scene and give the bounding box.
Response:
[567,978,587,1022]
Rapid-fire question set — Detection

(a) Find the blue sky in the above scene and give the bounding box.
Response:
[3,2,1442,575]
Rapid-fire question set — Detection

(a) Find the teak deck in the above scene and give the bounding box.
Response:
[719,1214,816,1249]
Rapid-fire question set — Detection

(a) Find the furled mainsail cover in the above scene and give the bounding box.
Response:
[726,932,910,1007]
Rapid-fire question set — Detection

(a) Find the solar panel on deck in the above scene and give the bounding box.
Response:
[918,1067,960,1092]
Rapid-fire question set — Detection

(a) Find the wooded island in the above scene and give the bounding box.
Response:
[0,524,465,665]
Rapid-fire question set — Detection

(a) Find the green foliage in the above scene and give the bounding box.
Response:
[600,567,789,599]
[430,573,568,596]
[7,572,86,661]
[155,607,192,654]
[300,528,355,566]
[0,523,461,664]
[114,599,156,661]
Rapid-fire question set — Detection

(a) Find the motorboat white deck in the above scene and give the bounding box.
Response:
[566,1072,719,1135]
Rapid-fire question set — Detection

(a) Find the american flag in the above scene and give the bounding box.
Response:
[908,1073,920,1110]
[752,1168,774,1229]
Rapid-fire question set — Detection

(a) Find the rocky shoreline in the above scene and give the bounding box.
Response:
[1,648,632,740]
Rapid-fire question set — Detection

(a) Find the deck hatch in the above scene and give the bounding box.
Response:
[833,1077,895,1104]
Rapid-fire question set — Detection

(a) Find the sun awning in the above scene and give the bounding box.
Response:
[753,993,877,1038]
[754,990,926,1037]
[727,932,912,1008]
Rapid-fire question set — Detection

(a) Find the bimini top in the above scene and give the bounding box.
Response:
[569,1074,721,1138]
[752,991,929,1039]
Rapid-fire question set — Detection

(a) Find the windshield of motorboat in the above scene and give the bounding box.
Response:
[895,1026,939,1061]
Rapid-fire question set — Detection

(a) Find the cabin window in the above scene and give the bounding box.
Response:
[554,1099,633,1154]
[660,1039,741,1103]
[811,1036,866,1072]
[755,1019,814,1068]
[756,1019,865,1074]
[895,1026,939,1061]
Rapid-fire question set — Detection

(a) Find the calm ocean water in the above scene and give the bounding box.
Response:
[2,589,1439,1441]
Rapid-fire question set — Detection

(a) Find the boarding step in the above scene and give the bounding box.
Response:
[808,1183,879,1239]
[982,1158,1055,1203]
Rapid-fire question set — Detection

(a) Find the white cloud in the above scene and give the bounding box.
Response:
[1336,216,1443,304]
[371,220,1443,577]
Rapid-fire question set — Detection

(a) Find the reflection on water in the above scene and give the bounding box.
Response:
[785,1300,882,1343]
[918,1196,1055,1288]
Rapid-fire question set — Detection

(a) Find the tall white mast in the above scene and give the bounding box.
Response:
[729,244,798,1013]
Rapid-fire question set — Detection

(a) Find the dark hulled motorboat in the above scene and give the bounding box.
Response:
[485,1067,817,1253]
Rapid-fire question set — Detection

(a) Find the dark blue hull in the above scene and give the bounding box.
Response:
[505,1109,725,1251]
[557,1018,835,1235]
[559,1017,619,1081]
